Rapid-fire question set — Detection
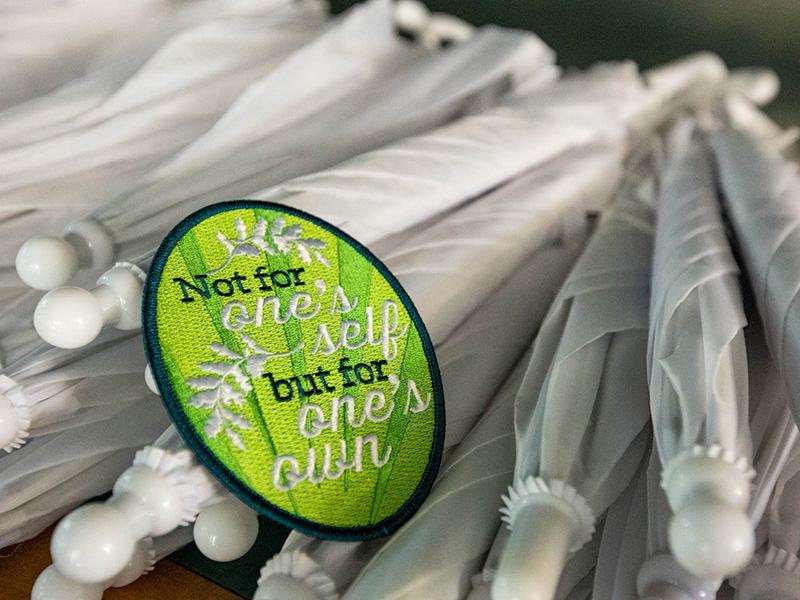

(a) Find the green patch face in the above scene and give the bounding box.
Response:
[143,201,444,540]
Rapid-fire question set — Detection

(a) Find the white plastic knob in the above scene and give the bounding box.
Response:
[493,498,578,600]
[32,565,104,600]
[420,13,474,49]
[0,392,19,450]
[393,0,430,33]
[33,263,145,348]
[113,465,186,536]
[34,287,104,348]
[51,503,137,584]
[669,501,754,579]
[253,575,326,600]
[664,453,754,578]
[15,236,79,290]
[730,68,780,107]
[193,499,259,562]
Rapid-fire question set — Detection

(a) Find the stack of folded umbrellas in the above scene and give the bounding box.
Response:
[2,1,800,599]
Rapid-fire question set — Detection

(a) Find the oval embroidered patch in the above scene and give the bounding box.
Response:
[143,201,444,540]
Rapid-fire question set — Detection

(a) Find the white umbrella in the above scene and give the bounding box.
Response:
[492,164,655,600]
[16,21,557,292]
[250,241,583,600]
[0,399,171,547]
[735,445,800,600]
[648,124,754,579]
[0,0,182,109]
[32,526,194,600]
[2,1,326,306]
[591,454,650,600]
[711,125,800,433]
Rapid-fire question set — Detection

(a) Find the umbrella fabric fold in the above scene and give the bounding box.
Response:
[736,446,800,600]
[648,124,754,580]
[493,165,655,600]
[1,0,325,215]
[0,332,150,452]
[711,126,800,435]
[19,22,557,293]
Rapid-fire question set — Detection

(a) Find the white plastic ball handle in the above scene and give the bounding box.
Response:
[51,466,185,584]
[664,453,755,579]
[16,237,79,291]
[493,496,580,600]
[32,565,104,600]
[636,554,718,600]
[193,498,259,562]
[15,220,114,291]
[34,263,145,348]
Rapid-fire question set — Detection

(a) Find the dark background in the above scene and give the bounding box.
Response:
[333,0,799,126]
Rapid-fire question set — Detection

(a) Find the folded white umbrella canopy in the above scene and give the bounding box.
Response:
[492,167,655,600]
[32,526,194,600]
[0,331,152,452]
[0,0,275,151]
[0,399,171,547]
[0,0,326,222]
[735,446,800,600]
[711,125,800,435]
[16,21,556,294]
[0,0,185,109]
[49,425,225,583]
[647,125,754,580]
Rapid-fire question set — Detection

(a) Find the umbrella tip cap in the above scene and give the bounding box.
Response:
[16,236,78,291]
[668,500,754,579]
[34,286,103,348]
[51,503,137,584]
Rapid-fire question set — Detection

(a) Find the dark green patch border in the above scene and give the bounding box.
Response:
[142,200,445,541]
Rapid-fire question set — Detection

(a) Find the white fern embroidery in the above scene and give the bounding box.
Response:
[186,334,303,450]
[209,216,329,274]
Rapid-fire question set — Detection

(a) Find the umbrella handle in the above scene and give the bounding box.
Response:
[663,450,755,579]
[33,262,145,348]
[493,495,582,600]
[16,219,113,291]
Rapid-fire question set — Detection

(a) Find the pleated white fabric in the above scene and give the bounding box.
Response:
[648,124,753,580]
[712,126,800,432]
